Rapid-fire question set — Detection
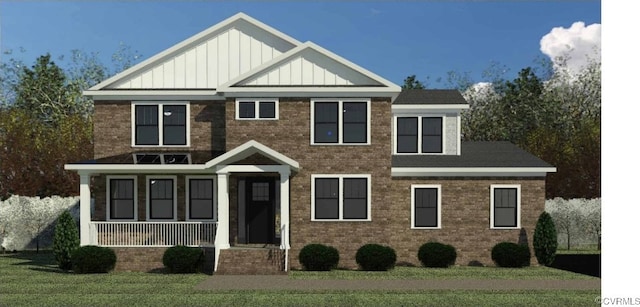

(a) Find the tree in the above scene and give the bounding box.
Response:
[53,210,79,270]
[402,75,425,89]
[533,211,558,265]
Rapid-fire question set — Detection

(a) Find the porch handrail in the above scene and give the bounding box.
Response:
[90,221,217,247]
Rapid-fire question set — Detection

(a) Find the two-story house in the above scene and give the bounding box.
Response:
[65,13,555,273]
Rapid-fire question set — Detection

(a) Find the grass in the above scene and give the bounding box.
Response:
[0,251,599,307]
[556,249,601,255]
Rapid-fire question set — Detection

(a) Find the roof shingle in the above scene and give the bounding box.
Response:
[393,89,468,105]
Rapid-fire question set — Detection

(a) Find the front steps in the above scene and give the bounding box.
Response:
[215,246,286,275]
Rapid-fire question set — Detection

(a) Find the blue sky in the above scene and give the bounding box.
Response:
[0,1,601,87]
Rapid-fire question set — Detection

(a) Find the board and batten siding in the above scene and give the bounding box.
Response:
[238,49,378,86]
[110,25,294,89]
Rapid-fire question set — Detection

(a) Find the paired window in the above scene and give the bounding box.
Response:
[107,176,137,220]
[133,102,189,146]
[311,175,370,221]
[411,185,441,229]
[312,100,369,144]
[395,116,443,153]
[491,185,521,228]
[134,153,191,164]
[236,99,278,120]
[147,176,177,220]
[187,177,216,220]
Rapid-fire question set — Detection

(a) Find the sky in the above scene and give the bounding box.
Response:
[0,1,601,87]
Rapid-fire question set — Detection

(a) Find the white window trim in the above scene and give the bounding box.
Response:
[310,98,371,145]
[106,175,138,221]
[131,101,191,147]
[235,98,279,120]
[411,184,442,229]
[393,115,446,155]
[490,184,521,229]
[311,174,372,221]
[185,175,217,222]
[145,175,178,221]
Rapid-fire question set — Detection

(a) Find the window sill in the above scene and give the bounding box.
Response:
[310,143,371,146]
[490,226,521,230]
[131,145,190,148]
[411,226,441,230]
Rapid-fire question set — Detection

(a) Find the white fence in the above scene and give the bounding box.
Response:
[90,222,217,247]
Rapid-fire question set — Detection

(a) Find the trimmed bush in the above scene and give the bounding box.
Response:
[52,210,79,270]
[417,242,457,268]
[491,242,531,268]
[71,245,116,274]
[162,245,204,273]
[355,244,397,271]
[534,211,558,266]
[298,244,339,271]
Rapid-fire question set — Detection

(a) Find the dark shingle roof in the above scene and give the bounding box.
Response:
[68,151,224,165]
[393,89,468,105]
[392,142,554,168]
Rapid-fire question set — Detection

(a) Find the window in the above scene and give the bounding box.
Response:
[134,153,191,164]
[235,99,278,120]
[311,99,370,144]
[411,185,441,229]
[491,185,521,229]
[395,116,444,154]
[107,176,137,221]
[311,175,370,221]
[147,177,177,220]
[132,102,189,146]
[187,177,216,220]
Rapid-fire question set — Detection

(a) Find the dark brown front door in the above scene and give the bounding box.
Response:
[245,178,275,244]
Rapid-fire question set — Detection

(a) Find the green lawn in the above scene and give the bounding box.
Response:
[0,252,600,307]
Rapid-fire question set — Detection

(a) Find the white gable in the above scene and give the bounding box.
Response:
[92,13,300,90]
[237,47,379,86]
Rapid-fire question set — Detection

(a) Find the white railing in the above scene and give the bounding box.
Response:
[89,222,217,247]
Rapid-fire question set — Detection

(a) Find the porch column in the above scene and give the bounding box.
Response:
[279,169,290,249]
[79,172,92,246]
[215,172,230,249]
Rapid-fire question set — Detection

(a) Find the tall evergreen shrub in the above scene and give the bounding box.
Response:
[533,211,558,266]
[52,210,79,270]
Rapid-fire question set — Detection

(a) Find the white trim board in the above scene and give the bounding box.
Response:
[392,167,557,177]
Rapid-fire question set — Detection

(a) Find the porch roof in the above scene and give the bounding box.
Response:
[64,140,299,173]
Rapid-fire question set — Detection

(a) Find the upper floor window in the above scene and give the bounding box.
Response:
[235,99,278,120]
[132,102,189,146]
[311,99,370,145]
[395,116,443,154]
[490,184,521,229]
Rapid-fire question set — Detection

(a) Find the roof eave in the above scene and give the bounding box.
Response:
[391,167,557,177]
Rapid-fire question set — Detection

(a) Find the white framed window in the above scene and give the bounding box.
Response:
[133,153,191,164]
[411,184,441,229]
[311,174,371,221]
[311,99,371,145]
[186,176,217,221]
[131,101,190,147]
[146,175,178,221]
[235,99,279,120]
[394,115,445,154]
[106,175,138,221]
[490,184,521,229]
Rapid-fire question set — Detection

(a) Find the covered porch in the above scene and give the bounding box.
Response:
[65,140,299,272]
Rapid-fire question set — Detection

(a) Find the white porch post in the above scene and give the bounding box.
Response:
[79,172,92,246]
[214,172,230,249]
[279,169,290,249]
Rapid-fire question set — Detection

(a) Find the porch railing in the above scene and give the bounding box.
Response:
[89,222,217,247]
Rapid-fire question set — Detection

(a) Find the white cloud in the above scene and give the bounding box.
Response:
[462,82,496,102]
[540,22,601,75]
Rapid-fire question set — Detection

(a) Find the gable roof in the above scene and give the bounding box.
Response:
[219,41,400,93]
[393,89,468,105]
[204,140,299,170]
[85,13,301,97]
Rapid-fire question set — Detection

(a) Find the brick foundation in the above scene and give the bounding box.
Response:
[111,247,169,272]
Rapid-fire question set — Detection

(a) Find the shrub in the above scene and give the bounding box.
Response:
[52,210,79,270]
[491,242,531,268]
[162,245,204,273]
[298,244,339,271]
[533,211,558,266]
[355,244,397,271]
[417,242,457,268]
[71,245,116,273]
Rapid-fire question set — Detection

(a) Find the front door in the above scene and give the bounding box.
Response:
[245,177,275,244]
